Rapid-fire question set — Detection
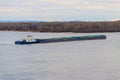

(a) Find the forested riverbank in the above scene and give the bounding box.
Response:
[0,21,120,32]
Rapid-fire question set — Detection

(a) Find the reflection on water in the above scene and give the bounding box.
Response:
[0,31,120,80]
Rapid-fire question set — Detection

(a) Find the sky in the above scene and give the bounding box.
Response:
[0,0,120,21]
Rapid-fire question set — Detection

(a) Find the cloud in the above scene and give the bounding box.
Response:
[0,0,119,21]
[41,18,52,21]
[110,19,120,21]
[74,5,105,10]
[0,0,119,11]
[33,0,120,11]
[0,7,16,12]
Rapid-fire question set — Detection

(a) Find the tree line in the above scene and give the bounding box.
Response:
[0,21,120,32]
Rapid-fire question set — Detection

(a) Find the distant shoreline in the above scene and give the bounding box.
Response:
[0,21,120,33]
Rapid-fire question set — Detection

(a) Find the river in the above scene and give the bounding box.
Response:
[0,31,120,80]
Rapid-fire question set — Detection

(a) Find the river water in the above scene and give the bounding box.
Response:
[0,31,120,80]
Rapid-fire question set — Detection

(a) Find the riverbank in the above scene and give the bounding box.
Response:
[0,21,120,32]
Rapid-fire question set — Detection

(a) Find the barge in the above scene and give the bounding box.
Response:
[15,35,106,44]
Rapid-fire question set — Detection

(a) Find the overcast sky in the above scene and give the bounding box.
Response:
[0,0,120,21]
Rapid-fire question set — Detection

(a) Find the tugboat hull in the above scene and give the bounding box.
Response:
[15,41,39,44]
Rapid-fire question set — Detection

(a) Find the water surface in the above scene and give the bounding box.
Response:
[0,31,120,80]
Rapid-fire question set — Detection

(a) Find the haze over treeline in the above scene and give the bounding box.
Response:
[0,21,120,32]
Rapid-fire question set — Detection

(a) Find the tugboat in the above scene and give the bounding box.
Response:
[15,35,39,44]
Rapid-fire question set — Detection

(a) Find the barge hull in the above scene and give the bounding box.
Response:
[37,35,106,43]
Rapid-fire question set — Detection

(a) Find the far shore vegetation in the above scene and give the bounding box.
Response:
[0,21,120,33]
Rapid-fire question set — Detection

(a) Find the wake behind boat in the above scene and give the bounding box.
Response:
[15,35,106,45]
